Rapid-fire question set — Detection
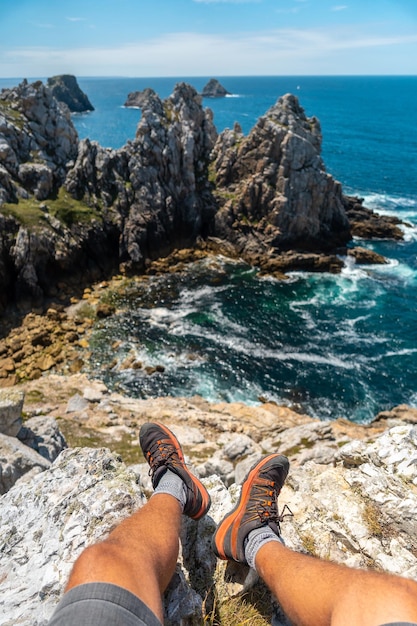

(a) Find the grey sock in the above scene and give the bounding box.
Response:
[152,469,187,510]
[245,526,283,571]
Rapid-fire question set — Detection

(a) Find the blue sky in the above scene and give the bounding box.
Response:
[1,0,417,77]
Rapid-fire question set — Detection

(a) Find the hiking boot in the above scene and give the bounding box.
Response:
[212,453,289,563]
[139,422,211,520]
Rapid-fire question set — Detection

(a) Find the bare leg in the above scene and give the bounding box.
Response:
[66,494,181,622]
[256,541,417,626]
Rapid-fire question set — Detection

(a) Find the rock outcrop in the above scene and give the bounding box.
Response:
[0,79,78,204]
[0,374,416,625]
[65,83,218,272]
[0,387,24,435]
[211,94,351,255]
[47,75,94,113]
[201,78,230,98]
[0,386,67,493]
[343,195,405,240]
[124,87,155,108]
[0,80,406,311]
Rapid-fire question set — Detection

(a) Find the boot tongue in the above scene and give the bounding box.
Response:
[151,464,168,488]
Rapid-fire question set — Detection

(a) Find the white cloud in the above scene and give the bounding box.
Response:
[2,27,417,77]
[276,8,300,14]
[31,22,55,29]
[66,17,87,22]
[331,5,348,10]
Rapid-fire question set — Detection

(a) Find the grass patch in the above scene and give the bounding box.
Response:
[2,188,101,228]
[48,189,101,226]
[24,388,46,404]
[300,532,317,556]
[363,502,384,538]
[205,582,273,626]
[282,437,315,458]
[0,100,25,129]
[74,302,96,321]
[1,198,48,228]
[57,418,140,465]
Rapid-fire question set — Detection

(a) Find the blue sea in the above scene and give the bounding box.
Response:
[2,75,417,422]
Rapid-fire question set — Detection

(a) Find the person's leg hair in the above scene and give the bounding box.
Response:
[256,540,417,626]
[66,494,182,623]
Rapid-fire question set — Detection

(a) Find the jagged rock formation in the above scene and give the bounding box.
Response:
[47,74,94,113]
[211,94,351,255]
[124,87,155,108]
[65,83,218,272]
[201,78,230,98]
[0,79,78,204]
[0,374,416,625]
[0,80,405,311]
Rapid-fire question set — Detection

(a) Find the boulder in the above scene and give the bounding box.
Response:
[0,388,24,436]
[347,246,387,265]
[343,195,404,240]
[47,75,94,113]
[0,432,51,494]
[17,416,67,462]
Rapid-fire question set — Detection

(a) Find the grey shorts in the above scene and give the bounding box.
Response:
[47,583,417,626]
[47,582,162,626]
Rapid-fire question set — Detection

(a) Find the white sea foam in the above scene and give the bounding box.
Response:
[178,283,229,306]
[357,192,417,239]
[371,258,417,284]
[179,321,356,370]
[383,348,417,359]
[361,192,417,212]
[138,306,198,330]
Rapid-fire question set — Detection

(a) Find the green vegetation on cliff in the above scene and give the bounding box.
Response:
[1,188,101,228]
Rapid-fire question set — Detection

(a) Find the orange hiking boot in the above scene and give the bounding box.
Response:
[212,454,289,563]
[139,422,211,520]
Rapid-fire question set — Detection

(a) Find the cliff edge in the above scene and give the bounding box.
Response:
[1,374,417,625]
[0,80,404,312]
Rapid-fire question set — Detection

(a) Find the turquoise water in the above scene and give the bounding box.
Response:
[2,75,417,421]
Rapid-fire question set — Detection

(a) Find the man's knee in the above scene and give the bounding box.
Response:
[67,541,120,589]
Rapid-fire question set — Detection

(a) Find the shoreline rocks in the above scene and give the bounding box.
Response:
[0,79,408,314]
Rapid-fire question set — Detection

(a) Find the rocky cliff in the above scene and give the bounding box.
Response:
[0,80,404,312]
[65,83,218,273]
[47,75,94,113]
[1,374,417,625]
[211,94,350,255]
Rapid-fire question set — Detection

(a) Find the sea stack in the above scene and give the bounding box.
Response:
[47,74,94,112]
[201,78,230,98]
[124,87,156,108]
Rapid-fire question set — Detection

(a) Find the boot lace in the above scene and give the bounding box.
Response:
[146,438,180,478]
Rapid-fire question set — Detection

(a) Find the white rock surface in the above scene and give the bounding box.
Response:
[0,388,24,437]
